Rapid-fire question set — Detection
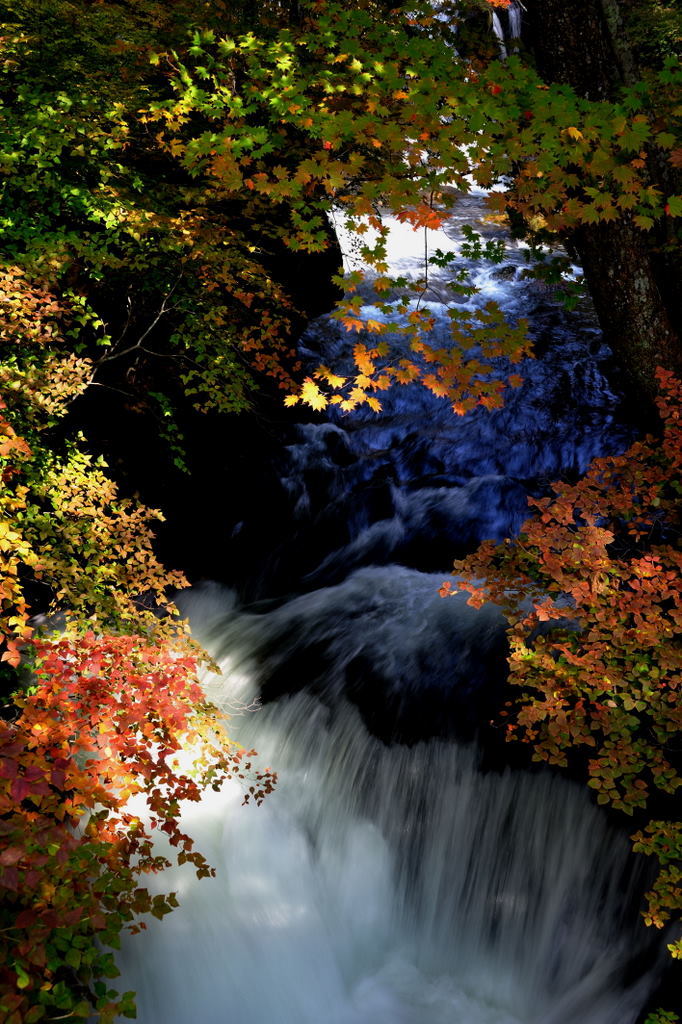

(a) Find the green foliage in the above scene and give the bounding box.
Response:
[142,0,682,409]
[457,226,506,264]
[2,0,681,415]
[0,0,299,419]
[622,0,682,67]
[644,1010,680,1024]
[0,7,288,1011]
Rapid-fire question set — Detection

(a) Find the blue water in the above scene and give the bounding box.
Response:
[116,192,661,1024]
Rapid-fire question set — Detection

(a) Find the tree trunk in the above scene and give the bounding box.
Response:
[523,0,682,403]
[572,219,681,398]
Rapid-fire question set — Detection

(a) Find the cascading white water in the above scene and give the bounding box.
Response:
[116,192,660,1020]
[491,11,508,59]
[508,2,522,41]
[490,2,521,59]
[117,587,653,1024]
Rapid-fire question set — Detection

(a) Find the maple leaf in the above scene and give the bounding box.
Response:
[478,393,502,410]
[314,365,346,389]
[353,344,376,375]
[634,214,655,230]
[396,204,445,230]
[300,377,328,410]
[664,195,682,217]
[342,316,365,332]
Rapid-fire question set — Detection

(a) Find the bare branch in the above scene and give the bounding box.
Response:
[91,275,183,374]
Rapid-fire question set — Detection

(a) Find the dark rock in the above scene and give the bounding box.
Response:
[491,264,517,281]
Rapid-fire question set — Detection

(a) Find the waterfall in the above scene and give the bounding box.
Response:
[508,2,522,41]
[116,191,661,1021]
[491,10,508,59]
[117,588,654,1024]
[492,2,522,59]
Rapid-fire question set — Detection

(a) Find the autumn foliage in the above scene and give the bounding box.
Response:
[0,283,277,1018]
[0,208,275,1023]
[147,0,681,410]
[0,634,275,1023]
[0,547,271,1019]
[445,369,682,957]
[1,0,681,1020]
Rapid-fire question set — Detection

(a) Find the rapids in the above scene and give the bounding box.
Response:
[117,191,662,1022]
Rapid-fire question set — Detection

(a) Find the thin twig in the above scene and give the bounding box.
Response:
[91,275,183,373]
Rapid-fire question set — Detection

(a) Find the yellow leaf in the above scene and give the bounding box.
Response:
[300,378,328,411]
[315,365,346,388]
[284,394,300,407]
[366,396,382,412]
[566,126,583,141]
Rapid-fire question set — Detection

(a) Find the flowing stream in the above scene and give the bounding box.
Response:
[117,191,661,1022]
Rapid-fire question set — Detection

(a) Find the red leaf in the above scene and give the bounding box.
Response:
[0,865,19,890]
[0,846,23,866]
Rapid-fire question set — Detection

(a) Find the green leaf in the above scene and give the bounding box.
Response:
[665,195,682,217]
[15,965,30,989]
[65,948,82,970]
[633,214,654,230]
